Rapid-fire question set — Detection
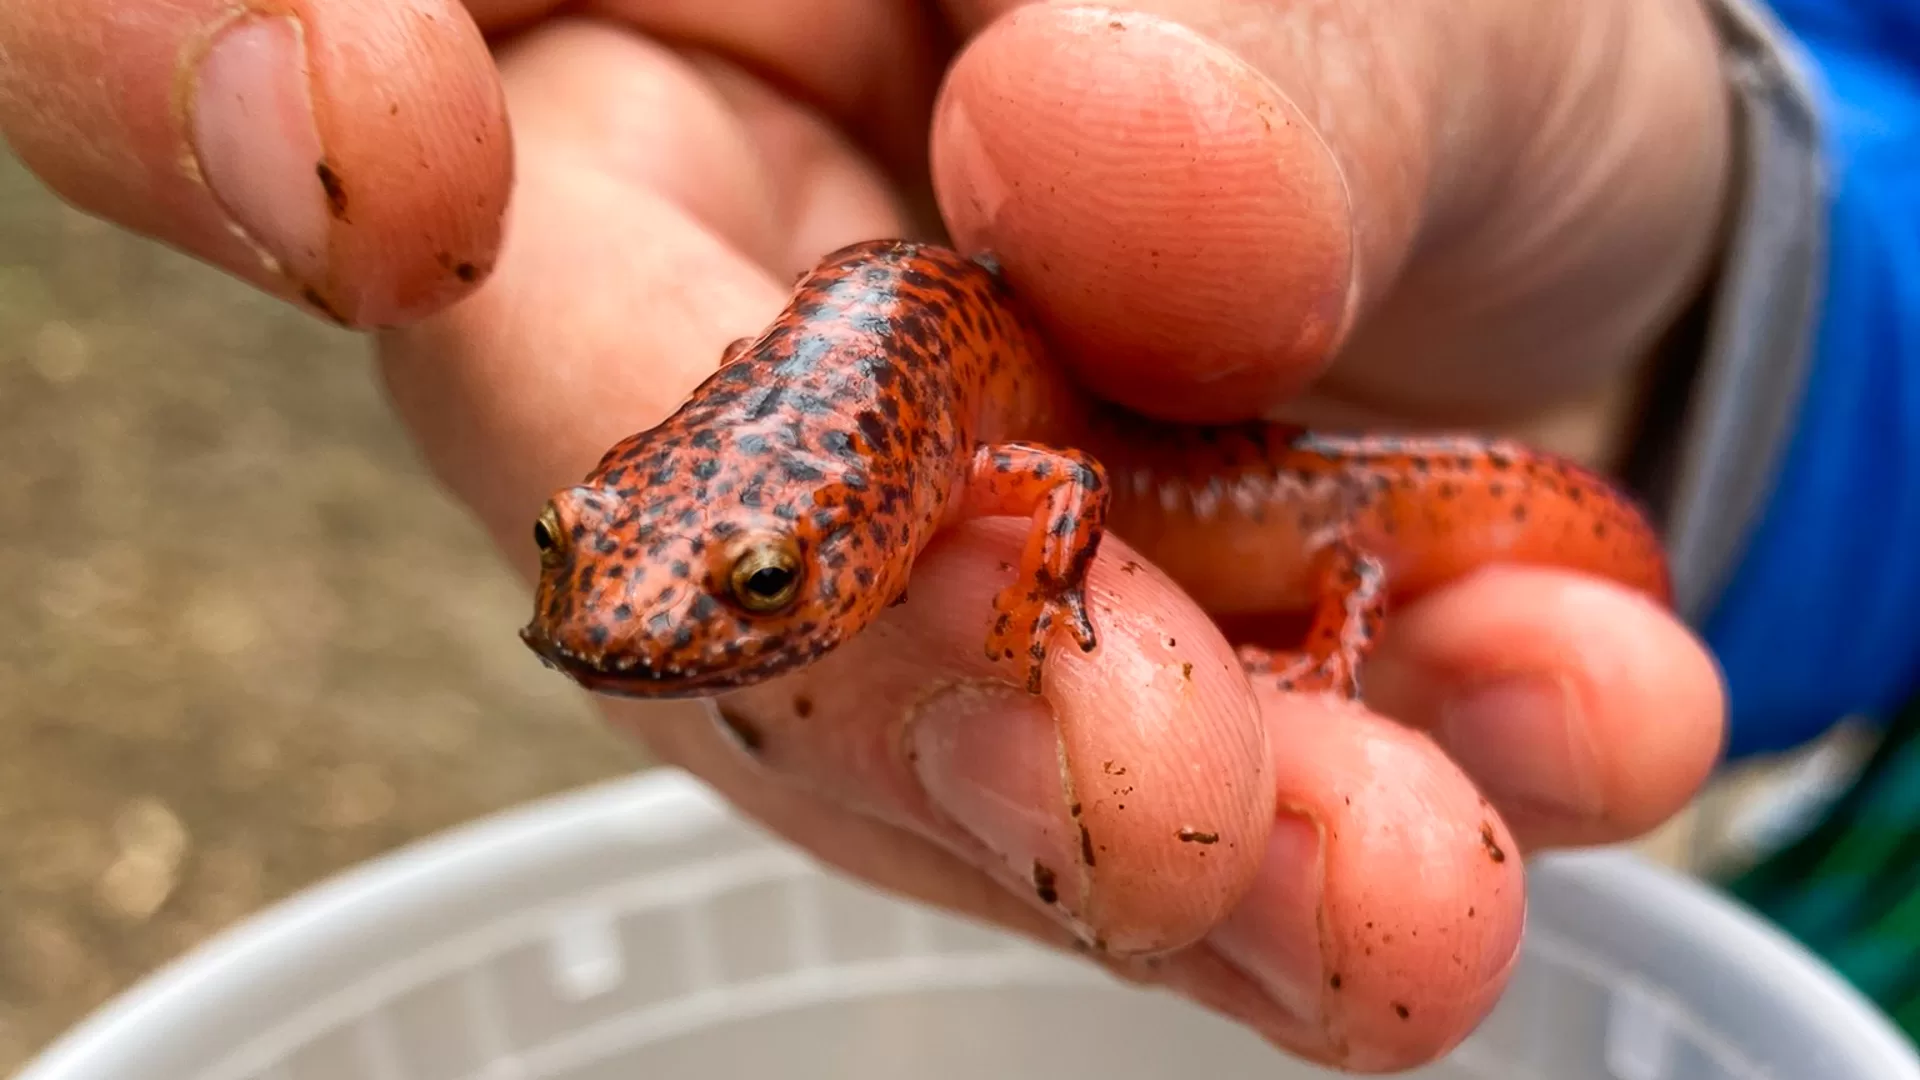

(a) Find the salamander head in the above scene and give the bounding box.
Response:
[518,478,866,698]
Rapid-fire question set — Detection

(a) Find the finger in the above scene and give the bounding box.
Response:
[930,1,1730,423]
[0,0,511,328]
[379,21,1273,956]
[575,0,949,182]
[492,19,907,279]
[1171,691,1526,1071]
[718,517,1272,955]
[1362,566,1728,849]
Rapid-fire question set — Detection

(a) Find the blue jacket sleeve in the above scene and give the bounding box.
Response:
[1704,1,1920,758]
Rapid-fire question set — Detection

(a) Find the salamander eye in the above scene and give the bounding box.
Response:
[533,503,567,568]
[728,541,802,613]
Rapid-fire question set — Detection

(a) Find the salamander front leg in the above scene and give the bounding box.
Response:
[1236,540,1387,700]
[961,442,1110,695]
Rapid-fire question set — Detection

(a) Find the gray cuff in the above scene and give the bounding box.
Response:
[1654,0,1829,623]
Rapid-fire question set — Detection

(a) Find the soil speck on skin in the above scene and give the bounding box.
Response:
[315,162,348,218]
[1032,861,1059,905]
[1480,823,1507,863]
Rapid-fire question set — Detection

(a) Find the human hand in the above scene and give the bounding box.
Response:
[0,0,1730,1069]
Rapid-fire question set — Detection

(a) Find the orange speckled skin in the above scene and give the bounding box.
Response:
[519,239,1672,699]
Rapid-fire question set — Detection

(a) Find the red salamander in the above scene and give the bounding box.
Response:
[519,240,1672,699]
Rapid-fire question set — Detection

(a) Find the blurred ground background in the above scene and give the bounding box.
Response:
[0,145,652,1073]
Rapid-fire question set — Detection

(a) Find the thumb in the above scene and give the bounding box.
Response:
[0,0,512,328]
[930,0,1730,424]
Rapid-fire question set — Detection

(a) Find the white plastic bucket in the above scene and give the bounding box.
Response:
[18,768,1919,1079]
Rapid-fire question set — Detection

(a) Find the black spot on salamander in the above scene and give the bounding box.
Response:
[587,625,609,646]
[792,392,837,418]
[855,411,891,450]
[613,603,633,620]
[819,430,860,459]
[690,594,719,621]
[454,261,478,283]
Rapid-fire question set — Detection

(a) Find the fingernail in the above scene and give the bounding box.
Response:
[909,680,1085,914]
[930,94,1012,237]
[1210,810,1327,1022]
[190,15,330,291]
[1440,674,1603,819]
